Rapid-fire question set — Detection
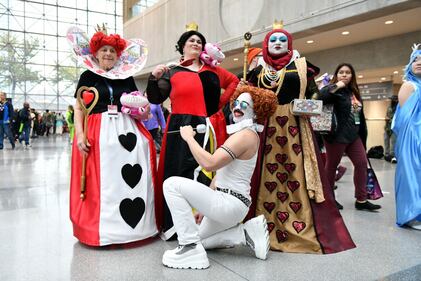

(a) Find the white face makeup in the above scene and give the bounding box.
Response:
[232,92,254,123]
[268,32,289,56]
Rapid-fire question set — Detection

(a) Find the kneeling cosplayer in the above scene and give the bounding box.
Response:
[162,85,278,269]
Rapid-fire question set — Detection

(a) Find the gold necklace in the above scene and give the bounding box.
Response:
[258,66,286,95]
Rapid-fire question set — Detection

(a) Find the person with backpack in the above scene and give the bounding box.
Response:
[18,102,31,149]
[0,91,15,150]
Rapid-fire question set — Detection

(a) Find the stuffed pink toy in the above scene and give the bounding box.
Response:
[200,43,225,67]
[120,90,150,120]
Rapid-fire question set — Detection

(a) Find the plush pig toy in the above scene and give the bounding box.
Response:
[120,90,150,120]
[200,43,225,67]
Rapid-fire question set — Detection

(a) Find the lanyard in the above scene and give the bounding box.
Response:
[103,78,114,105]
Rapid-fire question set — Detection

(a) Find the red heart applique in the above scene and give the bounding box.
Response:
[276,136,288,147]
[275,153,288,164]
[82,90,94,105]
[267,222,275,233]
[287,181,300,193]
[289,202,302,213]
[267,127,276,138]
[292,221,306,233]
[266,163,279,174]
[276,230,288,242]
[288,126,299,137]
[276,211,289,224]
[292,144,302,155]
[264,182,277,193]
[276,172,288,184]
[284,163,296,174]
[264,144,272,155]
[277,191,289,203]
[263,202,276,214]
[276,116,288,128]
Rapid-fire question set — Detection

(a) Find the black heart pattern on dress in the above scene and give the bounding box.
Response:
[119,197,145,229]
[118,132,137,152]
[121,163,142,188]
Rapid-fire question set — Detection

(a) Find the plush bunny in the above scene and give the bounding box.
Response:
[200,43,225,67]
[120,90,150,120]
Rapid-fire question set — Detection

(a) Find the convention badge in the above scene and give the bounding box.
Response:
[107,105,118,118]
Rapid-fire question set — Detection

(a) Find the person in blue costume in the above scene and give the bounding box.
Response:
[392,43,421,230]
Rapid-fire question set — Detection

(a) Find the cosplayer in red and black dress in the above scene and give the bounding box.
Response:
[147,62,238,240]
[68,27,160,246]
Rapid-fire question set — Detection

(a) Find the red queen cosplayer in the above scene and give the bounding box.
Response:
[67,25,161,246]
[162,85,277,269]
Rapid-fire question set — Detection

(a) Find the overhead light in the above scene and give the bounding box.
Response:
[381,77,387,81]
[233,58,239,61]
[341,31,350,35]
[358,75,363,78]
[385,20,394,25]
[306,40,314,44]
[393,70,399,74]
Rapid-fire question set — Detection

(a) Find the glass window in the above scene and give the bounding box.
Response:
[8,15,25,31]
[1,0,122,110]
[44,5,57,21]
[58,7,77,23]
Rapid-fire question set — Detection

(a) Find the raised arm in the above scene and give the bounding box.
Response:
[146,65,172,104]
[216,66,240,109]
[180,125,257,171]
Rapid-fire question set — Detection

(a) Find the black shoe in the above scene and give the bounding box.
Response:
[391,157,397,164]
[384,155,392,162]
[355,201,381,211]
[335,200,343,210]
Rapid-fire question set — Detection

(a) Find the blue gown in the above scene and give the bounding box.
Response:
[392,81,421,226]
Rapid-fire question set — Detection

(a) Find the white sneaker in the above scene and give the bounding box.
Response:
[162,243,209,269]
[244,215,270,260]
[391,157,397,163]
[407,220,421,230]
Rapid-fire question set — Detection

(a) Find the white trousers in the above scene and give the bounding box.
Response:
[164,176,249,247]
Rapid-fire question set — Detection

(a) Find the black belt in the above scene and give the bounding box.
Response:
[216,187,251,207]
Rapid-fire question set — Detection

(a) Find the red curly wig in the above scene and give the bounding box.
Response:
[230,85,278,124]
[89,32,127,57]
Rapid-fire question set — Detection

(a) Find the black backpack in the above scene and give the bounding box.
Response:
[367,146,384,159]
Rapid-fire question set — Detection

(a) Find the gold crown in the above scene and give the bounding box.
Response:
[272,20,284,30]
[185,22,198,31]
[95,23,108,35]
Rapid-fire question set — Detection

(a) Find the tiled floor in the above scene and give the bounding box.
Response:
[1,135,420,281]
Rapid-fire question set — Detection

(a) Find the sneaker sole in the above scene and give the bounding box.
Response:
[250,215,270,260]
[162,252,209,269]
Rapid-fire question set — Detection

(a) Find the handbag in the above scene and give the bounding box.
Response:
[309,104,337,134]
[366,159,383,200]
[291,99,323,116]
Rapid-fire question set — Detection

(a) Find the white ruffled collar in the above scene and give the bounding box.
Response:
[226,119,263,135]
